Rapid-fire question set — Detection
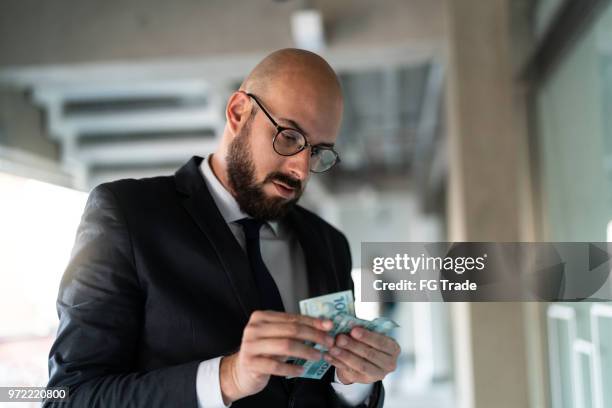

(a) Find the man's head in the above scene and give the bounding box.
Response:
[211,48,344,220]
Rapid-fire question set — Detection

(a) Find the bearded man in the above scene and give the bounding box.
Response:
[46,49,399,408]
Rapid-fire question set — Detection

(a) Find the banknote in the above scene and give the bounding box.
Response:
[299,290,355,319]
[288,290,399,380]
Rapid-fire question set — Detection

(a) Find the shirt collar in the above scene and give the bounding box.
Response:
[199,155,281,236]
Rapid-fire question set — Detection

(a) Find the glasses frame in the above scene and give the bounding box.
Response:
[244,92,340,173]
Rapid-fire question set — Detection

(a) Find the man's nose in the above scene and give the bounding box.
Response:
[286,148,310,181]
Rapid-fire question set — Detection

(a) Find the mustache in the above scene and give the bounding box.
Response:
[264,172,302,191]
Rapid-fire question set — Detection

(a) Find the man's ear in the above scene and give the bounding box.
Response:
[225,91,252,137]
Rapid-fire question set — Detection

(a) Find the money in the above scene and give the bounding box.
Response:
[288,290,399,380]
[299,290,355,319]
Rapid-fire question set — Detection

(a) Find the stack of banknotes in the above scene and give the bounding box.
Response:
[288,290,399,379]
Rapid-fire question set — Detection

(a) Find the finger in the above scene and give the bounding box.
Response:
[245,322,334,348]
[247,338,322,361]
[335,334,394,371]
[328,346,385,379]
[323,355,362,383]
[250,356,304,377]
[350,327,401,357]
[249,310,333,331]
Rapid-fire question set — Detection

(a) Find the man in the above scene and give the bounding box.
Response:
[46,49,399,407]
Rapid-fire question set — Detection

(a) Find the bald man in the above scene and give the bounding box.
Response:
[45,49,398,408]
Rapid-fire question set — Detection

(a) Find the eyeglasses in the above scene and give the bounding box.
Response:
[244,92,340,173]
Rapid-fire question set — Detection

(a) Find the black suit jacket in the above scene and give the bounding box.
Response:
[45,156,384,407]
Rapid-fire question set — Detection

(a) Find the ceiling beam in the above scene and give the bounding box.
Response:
[76,137,218,166]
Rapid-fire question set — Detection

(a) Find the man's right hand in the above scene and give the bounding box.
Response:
[219,310,334,404]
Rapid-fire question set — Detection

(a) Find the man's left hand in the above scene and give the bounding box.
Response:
[323,326,400,384]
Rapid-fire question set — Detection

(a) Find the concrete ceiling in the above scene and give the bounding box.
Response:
[0,0,448,193]
[0,0,447,67]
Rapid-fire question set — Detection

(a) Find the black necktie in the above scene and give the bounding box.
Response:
[237,218,285,312]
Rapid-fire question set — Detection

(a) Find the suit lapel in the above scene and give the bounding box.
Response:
[174,156,341,317]
[175,156,261,320]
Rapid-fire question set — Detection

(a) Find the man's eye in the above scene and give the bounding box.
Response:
[281,130,301,143]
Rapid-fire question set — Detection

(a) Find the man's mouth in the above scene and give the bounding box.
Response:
[272,180,297,199]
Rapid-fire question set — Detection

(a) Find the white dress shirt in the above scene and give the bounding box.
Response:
[195,155,373,407]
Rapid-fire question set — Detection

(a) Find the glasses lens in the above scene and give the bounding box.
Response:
[310,149,338,173]
[274,129,305,155]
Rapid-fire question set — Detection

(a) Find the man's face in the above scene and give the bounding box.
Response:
[226,112,301,220]
[226,88,342,220]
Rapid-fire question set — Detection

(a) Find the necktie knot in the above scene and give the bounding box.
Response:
[236,218,266,240]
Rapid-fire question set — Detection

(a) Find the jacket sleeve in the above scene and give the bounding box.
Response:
[45,184,200,407]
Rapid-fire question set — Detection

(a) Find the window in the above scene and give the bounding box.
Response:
[0,172,87,389]
[534,2,612,407]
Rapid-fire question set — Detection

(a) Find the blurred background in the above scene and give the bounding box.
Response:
[1,0,612,407]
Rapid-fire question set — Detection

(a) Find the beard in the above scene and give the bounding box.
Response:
[226,118,303,221]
